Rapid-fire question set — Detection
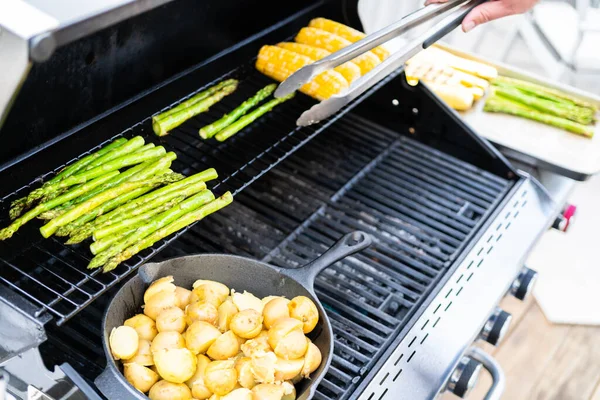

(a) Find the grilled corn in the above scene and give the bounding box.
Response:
[308,17,390,61]
[295,27,381,74]
[256,45,349,100]
[277,42,361,83]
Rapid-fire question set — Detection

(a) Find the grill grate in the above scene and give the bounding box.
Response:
[39,114,511,399]
[0,61,399,325]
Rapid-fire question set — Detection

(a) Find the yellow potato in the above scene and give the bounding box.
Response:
[185,321,222,355]
[288,296,319,334]
[302,341,322,378]
[109,326,139,360]
[124,314,158,341]
[186,354,213,400]
[149,380,192,400]
[234,357,255,389]
[274,357,304,381]
[230,309,263,339]
[262,298,290,329]
[240,331,271,358]
[261,296,279,306]
[156,306,186,333]
[175,286,192,309]
[251,384,285,400]
[124,339,154,366]
[273,329,308,360]
[154,347,197,384]
[191,281,230,307]
[207,331,243,360]
[151,331,185,353]
[250,351,276,384]
[222,388,252,400]
[231,290,264,314]
[281,381,296,400]
[145,290,179,320]
[144,276,176,303]
[204,360,238,396]
[217,299,239,332]
[267,318,302,350]
[123,363,159,393]
[186,302,219,326]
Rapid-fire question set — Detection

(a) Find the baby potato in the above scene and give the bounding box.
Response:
[154,347,197,383]
[149,380,192,400]
[262,298,290,329]
[109,326,139,360]
[144,276,176,304]
[250,352,276,384]
[156,307,186,333]
[145,290,179,320]
[175,286,192,309]
[274,358,304,381]
[204,360,238,396]
[267,318,303,351]
[230,309,263,339]
[217,299,238,332]
[207,331,243,360]
[273,329,308,360]
[302,341,322,378]
[185,321,221,355]
[240,331,271,358]
[231,291,264,314]
[123,363,159,393]
[191,281,230,307]
[288,296,319,334]
[151,331,185,353]
[124,314,158,341]
[251,384,285,400]
[186,354,213,400]
[234,357,256,389]
[261,296,279,306]
[222,388,252,400]
[125,339,154,366]
[186,302,219,326]
[281,381,296,400]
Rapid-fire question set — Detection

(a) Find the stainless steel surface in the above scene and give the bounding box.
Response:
[274,0,468,99]
[296,0,477,126]
[466,347,506,400]
[357,177,556,400]
[1,369,8,400]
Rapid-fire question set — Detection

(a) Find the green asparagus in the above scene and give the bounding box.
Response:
[215,93,295,142]
[484,96,594,137]
[102,192,232,272]
[200,84,277,139]
[90,226,137,255]
[0,171,120,240]
[81,137,145,171]
[152,83,239,136]
[88,190,215,269]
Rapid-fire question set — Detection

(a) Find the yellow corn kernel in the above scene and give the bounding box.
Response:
[255,45,348,101]
[309,17,390,61]
[277,42,361,83]
[295,27,381,75]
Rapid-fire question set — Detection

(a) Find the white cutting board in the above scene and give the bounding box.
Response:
[436,43,600,180]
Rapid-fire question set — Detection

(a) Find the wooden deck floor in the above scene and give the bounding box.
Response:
[441,296,600,400]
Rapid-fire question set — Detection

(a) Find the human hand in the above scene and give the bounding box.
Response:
[424,0,538,32]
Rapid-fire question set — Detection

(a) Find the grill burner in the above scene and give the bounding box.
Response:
[39,114,510,399]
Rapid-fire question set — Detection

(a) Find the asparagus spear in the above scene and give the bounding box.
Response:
[155,79,238,122]
[88,190,215,269]
[200,84,277,139]
[102,192,232,272]
[90,226,137,255]
[215,93,295,142]
[153,83,239,136]
[40,172,183,238]
[0,171,120,240]
[484,96,595,137]
[82,137,145,171]
[26,146,167,205]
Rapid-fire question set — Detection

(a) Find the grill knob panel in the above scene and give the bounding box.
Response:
[448,357,482,398]
[510,267,538,301]
[480,308,512,346]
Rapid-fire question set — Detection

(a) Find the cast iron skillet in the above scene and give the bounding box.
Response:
[95,231,372,399]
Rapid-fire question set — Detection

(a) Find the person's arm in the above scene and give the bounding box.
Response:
[425,0,539,32]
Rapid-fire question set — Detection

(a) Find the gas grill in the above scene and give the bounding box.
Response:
[0,1,564,399]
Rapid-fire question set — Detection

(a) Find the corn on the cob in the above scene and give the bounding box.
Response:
[295,27,381,74]
[277,42,361,83]
[256,45,349,101]
[309,17,390,61]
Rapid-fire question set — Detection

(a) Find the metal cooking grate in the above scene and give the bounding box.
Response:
[0,60,400,325]
[39,115,511,400]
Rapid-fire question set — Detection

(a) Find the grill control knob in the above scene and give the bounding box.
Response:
[510,267,538,301]
[480,308,512,346]
[552,204,577,232]
[447,357,482,398]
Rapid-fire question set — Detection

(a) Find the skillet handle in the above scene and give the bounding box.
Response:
[285,231,372,288]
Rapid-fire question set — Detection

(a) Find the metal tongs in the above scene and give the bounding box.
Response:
[274,0,487,126]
